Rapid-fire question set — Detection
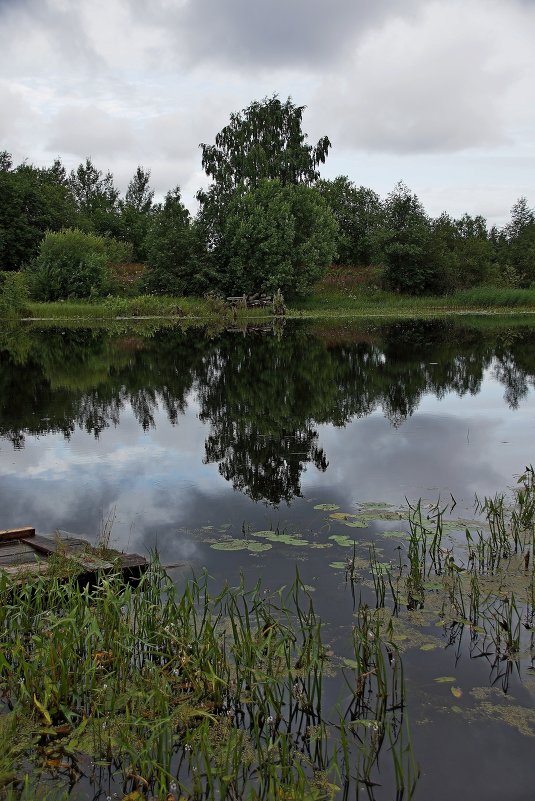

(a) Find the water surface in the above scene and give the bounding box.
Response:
[1,316,535,799]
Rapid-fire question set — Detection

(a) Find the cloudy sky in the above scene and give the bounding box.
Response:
[1,0,534,223]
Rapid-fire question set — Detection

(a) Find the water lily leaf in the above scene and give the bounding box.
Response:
[380,529,408,539]
[314,503,340,511]
[341,519,369,528]
[343,658,361,669]
[451,686,463,699]
[210,539,272,552]
[329,512,359,520]
[420,643,438,651]
[310,542,333,549]
[359,501,393,509]
[329,534,356,547]
[251,530,312,547]
[329,561,348,570]
[435,676,456,683]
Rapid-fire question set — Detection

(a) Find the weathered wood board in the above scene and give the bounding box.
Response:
[0,528,147,581]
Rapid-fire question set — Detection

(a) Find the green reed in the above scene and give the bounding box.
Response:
[0,559,417,800]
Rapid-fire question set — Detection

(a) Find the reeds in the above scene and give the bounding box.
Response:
[0,562,417,800]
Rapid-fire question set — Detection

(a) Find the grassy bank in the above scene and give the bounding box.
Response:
[2,264,535,322]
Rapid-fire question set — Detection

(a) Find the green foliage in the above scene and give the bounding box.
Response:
[144,187,208,295]
[380,182,440,294]
[218,180,338,297]
[430,213,494,289]
[316,177,383,266]
[28,229,130,301]
[118,166,154,261]
[68,158,121,238]
[0,272,29,318]
[501,197,535,286]
[0,156,77,271]
[200,95,331,195]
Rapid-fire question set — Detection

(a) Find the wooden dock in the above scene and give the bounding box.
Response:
[0,527,147,581]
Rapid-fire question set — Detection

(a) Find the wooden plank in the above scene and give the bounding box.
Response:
[0,527,35,542]
[1,562,49,576]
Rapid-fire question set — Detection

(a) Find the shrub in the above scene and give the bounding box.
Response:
[28,229,129,301]
[0,271,29,317]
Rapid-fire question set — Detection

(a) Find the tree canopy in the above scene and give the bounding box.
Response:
[199,95,331,196]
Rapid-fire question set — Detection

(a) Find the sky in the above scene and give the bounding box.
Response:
[1,0,534,224]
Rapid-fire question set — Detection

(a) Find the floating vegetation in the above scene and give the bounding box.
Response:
[210,538,272,552]
[313,503,340,511]
[328,534,357,547]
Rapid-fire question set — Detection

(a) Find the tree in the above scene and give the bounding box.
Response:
[379,182,438,294]
[219,179,338,296]
[144,188,206,295]
[119,166,154,261]
[502,197,535,285]
[69,158,121,238]
[0,157,77,271]
[199,95,331,197]
[315,177,383,265]
[430,212,493,290]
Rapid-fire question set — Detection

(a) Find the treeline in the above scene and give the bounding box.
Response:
[1,96,534,299]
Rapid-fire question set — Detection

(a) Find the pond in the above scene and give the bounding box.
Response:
[1,316,535,800]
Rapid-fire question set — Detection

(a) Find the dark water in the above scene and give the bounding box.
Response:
[2,316,535,800]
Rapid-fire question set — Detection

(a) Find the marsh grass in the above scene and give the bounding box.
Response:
[0,562,416,800]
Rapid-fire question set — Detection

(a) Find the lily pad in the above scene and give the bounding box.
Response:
[380,529,409,539]
[252,530,308,547]
[451,686,463,699]
[329,534,357,547]
[329,561,348,570]
[211,539,272,553]
[329,512,359,521]
[420,643,439,652]
[359,502,394,509]
[435,676,456,684]
[314,503,341,511]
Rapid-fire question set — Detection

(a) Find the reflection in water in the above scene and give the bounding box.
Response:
[0,319,534,504]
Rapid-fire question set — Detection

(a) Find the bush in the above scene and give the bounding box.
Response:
[219,180,338,297]
[28,229,130,301]
[0,271,29,317]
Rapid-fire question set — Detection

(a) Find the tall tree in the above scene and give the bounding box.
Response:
[144,187,206,295]
[503,197,535,285]
[379,182,437,294]
[119,166,154,261]
[199,95,331,197]
[69,158,121,237]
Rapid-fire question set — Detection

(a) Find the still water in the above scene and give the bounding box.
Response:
[1,316,535,799]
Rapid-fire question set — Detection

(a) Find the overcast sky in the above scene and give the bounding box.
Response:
[1,0,534,223]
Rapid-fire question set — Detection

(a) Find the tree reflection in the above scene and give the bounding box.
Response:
[0,320,534,503]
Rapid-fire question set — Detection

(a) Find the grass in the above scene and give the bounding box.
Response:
[0,264,533,323]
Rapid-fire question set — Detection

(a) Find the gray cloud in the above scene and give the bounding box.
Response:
[174,0,423,69]
[314,0,526,155]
